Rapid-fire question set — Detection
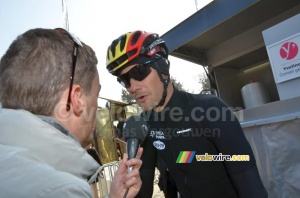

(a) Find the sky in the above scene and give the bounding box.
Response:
[0,0,213,103]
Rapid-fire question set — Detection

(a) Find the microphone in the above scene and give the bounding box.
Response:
[122,115,148,172]
[122,115,148,198]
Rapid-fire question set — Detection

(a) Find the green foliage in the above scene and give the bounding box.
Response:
[121,89,135,103]
[170,77,189,92]
[197,73,210,90]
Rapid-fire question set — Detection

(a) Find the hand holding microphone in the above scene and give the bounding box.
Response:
[109,115,148,198]
[123,115,148,198]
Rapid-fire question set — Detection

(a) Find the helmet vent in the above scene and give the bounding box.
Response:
[127,49,138,58]
[143,34,157,52]
[120,35,127,51]
[131,31,141,46]
[110,40,118,57]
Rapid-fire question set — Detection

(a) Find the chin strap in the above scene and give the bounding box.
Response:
[151,63,170,107]
[157,72,170,107]
[149,56,170,107]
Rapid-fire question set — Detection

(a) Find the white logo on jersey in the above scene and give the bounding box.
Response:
[153,140,165,150]
[149,130,165,139]
[177,128,192,134]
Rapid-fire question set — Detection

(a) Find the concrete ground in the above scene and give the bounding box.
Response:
[152,168,165,198]
[152,184,164,198]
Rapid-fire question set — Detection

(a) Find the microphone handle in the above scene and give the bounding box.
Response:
[126,138,140,172]
[124,138,140,198]
[127,138,139,159]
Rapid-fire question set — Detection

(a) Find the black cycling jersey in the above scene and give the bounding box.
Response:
[137,87,267,198]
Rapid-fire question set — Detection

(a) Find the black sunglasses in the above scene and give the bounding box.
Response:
[55,28,83,111]
[117,58,159,88]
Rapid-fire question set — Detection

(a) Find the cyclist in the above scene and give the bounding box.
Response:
[105,30,268,198]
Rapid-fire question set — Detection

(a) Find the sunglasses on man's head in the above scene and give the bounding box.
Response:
[117,58,159,88]
[54,28,83,111]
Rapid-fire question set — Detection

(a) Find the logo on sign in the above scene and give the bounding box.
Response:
[280,42,298,60]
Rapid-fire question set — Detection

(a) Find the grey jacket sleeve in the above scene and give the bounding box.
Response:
[41,181,92,198]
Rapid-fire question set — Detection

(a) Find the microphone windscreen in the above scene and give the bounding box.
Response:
[122,115,148,143]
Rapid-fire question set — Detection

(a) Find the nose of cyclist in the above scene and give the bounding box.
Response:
[128,78,142,95]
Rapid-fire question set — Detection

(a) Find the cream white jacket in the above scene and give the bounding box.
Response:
[0,108,101,198]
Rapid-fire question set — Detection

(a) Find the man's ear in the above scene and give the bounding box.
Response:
[71,85,84,116]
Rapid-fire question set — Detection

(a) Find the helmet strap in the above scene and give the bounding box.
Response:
[151,62,170,107]
[157,74,169,107]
